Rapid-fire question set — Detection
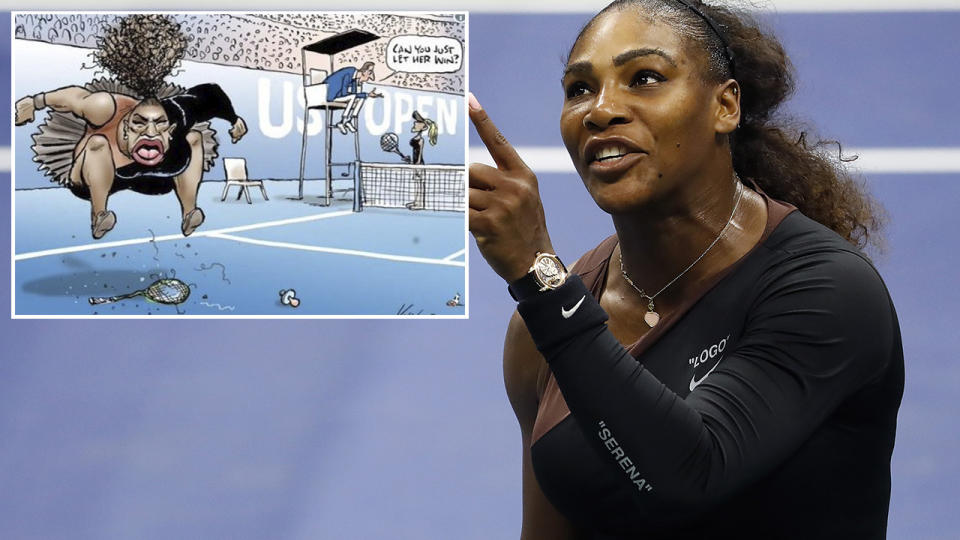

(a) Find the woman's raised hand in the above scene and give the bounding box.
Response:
[468,93,555,283]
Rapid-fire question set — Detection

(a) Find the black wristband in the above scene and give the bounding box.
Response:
[507,272,542,301]
[516,274,609,354]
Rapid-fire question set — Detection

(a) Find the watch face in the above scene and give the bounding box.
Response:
[536,257,559,277]
[534,254,565,288]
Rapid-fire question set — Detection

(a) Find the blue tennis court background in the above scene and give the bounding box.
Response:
[2,8,959,540]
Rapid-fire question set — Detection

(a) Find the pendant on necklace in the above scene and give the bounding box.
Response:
[643,299,660,327]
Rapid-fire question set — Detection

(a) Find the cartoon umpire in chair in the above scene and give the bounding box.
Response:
[323,61,384,135]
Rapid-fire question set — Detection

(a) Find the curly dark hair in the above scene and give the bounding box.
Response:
[93,15,188,99]
[573,0,885,251]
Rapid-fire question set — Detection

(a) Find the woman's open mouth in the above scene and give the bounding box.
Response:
[587,145,647,178]
[132,139,165,166]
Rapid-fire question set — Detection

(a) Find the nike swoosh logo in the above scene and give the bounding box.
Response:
[561,295,586,319]
[689,356,723,392]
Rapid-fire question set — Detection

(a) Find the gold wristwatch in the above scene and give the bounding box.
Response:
[508,252,568,301]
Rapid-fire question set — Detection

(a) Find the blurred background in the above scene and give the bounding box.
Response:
[2,1,959,538]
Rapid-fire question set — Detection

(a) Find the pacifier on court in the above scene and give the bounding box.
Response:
[279,289,300,308]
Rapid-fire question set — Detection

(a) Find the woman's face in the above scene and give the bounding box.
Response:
[560,10,725,215]
[412,120,426,133]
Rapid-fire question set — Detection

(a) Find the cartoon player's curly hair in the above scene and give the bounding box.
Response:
[93,14,189,98]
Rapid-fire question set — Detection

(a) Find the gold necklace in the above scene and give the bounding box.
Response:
[619,178,744,328]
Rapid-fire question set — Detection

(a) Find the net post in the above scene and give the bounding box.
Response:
[353,159,363,212]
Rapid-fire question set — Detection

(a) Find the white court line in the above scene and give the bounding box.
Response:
[14,209,355,261]
[209,233,466,267]
[842,148,960,174]
[469,146,960,175]
[443,248,466,261]
[7,144,959,176]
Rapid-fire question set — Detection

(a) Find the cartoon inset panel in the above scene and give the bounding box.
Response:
[12,12,467,317]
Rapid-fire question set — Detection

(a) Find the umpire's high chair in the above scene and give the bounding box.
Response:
[297,29,379,211]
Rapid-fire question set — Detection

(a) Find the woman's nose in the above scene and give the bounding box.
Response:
[583,84,631,130]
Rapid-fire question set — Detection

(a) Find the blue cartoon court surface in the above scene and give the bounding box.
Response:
[13,181,466,316]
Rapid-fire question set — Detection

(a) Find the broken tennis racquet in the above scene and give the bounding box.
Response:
[88,278,191,306]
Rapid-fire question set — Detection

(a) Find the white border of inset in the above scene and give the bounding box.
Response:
[10,10,470,320]
[4,1,960,13]
[10,16,17,320]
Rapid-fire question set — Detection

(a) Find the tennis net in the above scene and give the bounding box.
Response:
[357,162,465,212]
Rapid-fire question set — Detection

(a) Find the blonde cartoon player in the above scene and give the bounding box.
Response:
[14,15,247,239]
[404,110,439,210]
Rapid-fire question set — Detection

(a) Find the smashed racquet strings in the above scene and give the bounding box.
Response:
[88,278,191,306]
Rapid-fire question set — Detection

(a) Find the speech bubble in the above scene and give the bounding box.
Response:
[385,35,463,75]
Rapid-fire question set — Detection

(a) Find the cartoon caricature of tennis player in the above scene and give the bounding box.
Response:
[14,14,247,239]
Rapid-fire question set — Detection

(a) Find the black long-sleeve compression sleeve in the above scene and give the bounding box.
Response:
[517,251,896,519]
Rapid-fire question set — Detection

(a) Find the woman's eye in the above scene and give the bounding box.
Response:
[565,82,591,99]
[631,71,664,87]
